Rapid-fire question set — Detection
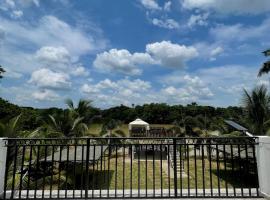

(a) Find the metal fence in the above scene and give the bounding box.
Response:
[3,137,260,199]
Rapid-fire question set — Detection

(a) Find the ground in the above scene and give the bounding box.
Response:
[87,124,174,136]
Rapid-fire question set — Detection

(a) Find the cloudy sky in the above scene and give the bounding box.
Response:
[0,0,270,108]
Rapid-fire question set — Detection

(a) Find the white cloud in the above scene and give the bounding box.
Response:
[32,89,59,101]
[182,0,270,15]
[210,18,270,44]
[146,41,198,68]
[140,0,161,10]
[187,13,209,28]
[0,14,106,75]
[93,49,155,75]
[152,18,179,29]
[0,0,39,19]
[0,0,15,10]
[35,46,90,77]
[194,42,224,61]
[93,41,198,75]
[19,0,40,7]
[162,85,213,103]
[164,1,172,11]
[81,78,152,107]
[11,10,23,18]
[210,46,223,57]
[72,65,90,77]
[36,46,71,65]
[29,68,71,90]
[160,74,213,103]
[81,75,215,107]
[0,15,106,59]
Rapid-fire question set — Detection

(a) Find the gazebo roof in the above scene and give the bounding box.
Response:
[129,118,149,125]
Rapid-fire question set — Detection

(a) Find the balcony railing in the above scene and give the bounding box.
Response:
[2,137,260,199]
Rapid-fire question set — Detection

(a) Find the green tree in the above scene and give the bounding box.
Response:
[100,119,123,137]
[65,98,97,124]
[258,49,270,76]
[0,114,22,138]
[45,110,88,137]
[242,85,270,135]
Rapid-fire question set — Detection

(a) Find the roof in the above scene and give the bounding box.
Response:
[224,120,248,131]
[129,118,149,125]
[44,145,107,163]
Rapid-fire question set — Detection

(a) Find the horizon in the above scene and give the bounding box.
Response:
[1,97,244,110]
[1,0,270,109]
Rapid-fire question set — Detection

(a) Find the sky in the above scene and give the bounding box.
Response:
[0,0,270,109]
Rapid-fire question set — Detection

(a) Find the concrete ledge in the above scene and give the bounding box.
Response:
[256,136,270,199]
[4,188,261,199]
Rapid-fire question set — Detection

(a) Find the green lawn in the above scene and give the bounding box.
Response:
[87,124,174,137]
[86,150,258,190]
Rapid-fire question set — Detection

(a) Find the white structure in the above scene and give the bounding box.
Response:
[256,136,270,198]
[0,138,7,197]
[128,118,150,131]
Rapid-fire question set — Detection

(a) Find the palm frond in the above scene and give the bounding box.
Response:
[258,61,270,77]
[65,98,74,110]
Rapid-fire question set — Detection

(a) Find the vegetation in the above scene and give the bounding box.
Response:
[258,49,270,77]
[242,85,270,135]
[0,65,4,79]
[0,97,251,138]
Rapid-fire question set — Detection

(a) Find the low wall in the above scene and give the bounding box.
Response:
[0,138,7,197]
[256,136,270,198]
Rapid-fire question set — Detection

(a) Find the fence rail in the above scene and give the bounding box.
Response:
[3,137,260,199]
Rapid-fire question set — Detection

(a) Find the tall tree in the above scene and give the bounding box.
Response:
[65,98,94,123]
[258,49,270,76]
[242,85,270,135]
[45,110,88,137]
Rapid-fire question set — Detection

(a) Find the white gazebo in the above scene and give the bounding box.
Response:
[128,118,150,131]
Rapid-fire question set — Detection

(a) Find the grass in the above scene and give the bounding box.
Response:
[85,150,258,190]
[87,124,174,137]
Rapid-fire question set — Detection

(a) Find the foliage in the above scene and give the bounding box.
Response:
[65,98,98,124]
[258,49,270,77]
[100,119,122,137]
[45,110,88,137]
[242,85,270,135]
[0,114,22,138]
[0,97,252,137]
[0,65,5,79]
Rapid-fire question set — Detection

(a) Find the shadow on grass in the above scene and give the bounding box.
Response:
[211,161,259,188]
[74,169,115,190]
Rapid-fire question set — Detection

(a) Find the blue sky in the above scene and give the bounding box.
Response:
[1,0,270,108]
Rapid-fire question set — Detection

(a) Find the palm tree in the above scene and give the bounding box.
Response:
[100,119,123,137]
[258,49,270,76]
[65,98,93,123]
[0,114,22,138]
[0,65,5,79]
[242,85,270,135]
[45,110,88,137]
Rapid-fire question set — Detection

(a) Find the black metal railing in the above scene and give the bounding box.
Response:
[2,137,260,199]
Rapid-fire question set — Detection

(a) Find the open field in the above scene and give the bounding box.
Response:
[87,124,174,136]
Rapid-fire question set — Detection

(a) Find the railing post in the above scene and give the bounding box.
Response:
[256,136,270,198]
[173,138,177,197]
[0,138,7,198]
[85,138,90,198]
